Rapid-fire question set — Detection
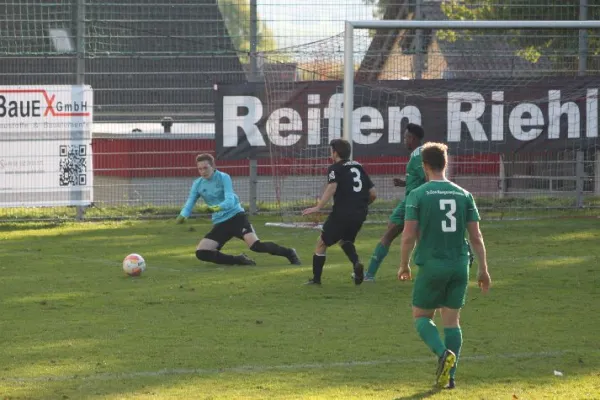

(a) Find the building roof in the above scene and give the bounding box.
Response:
[356,0,413,83]
[357,0,554,82]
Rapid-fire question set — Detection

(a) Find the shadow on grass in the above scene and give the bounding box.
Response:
[0,221,67,232]
[394,387,441,400]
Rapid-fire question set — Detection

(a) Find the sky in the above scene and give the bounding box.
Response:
[257,1,377,49]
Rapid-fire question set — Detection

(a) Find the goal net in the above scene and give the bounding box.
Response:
[259,34,352,228]
[0,1,75,56]
[261,18,600,228]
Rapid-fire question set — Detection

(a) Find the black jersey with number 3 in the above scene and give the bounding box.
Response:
[327,160,374,218]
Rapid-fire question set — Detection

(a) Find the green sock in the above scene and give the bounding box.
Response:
[444,327,462,379]
[366,242,389,277]
[415,317,446,357]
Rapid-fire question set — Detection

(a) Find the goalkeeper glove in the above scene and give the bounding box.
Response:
[175,215,186,224]
[207,205,222,213]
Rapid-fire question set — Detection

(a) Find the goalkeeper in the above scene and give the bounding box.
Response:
[176,154,301,266]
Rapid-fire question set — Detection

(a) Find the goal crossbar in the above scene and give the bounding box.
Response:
[343,20,600,151]
[264,20,600,230]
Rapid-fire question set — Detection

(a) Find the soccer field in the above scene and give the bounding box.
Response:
[1,217,599,399]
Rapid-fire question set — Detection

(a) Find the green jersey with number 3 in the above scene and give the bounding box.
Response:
[405,180,480,268]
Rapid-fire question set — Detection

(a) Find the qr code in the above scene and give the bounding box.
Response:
[59,145,87,186]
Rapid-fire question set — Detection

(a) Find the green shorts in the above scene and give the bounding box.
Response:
[412,264,469,310]
[389,200,405,225]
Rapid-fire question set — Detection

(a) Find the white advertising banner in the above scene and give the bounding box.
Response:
[0,85,93,207]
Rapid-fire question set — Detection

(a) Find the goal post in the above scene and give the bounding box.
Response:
[343,19,600,148]
[258,19,600,230]
[336,19,600,222]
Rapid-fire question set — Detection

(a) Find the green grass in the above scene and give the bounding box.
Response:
[1,217,599,399]
[2,195,600,222]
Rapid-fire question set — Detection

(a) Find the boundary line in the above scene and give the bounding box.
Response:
[2,350,572,383]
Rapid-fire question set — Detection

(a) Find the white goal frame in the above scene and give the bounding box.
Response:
[342,20,600,156]
[266,20,600,229]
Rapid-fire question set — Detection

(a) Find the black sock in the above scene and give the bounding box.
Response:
[340,241,359,265]
[312,254,326,282]
[250,240,291,257]
[196,249,243,265]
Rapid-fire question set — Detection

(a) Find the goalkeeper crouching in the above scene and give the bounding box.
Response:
[176,153,301,266]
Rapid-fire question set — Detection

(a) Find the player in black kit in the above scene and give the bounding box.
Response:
[302,139,377,285]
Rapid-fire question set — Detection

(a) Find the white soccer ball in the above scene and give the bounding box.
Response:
[122,253,146,277]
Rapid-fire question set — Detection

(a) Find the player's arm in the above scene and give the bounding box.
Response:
[466,222,486,269]
[393,177,406,187]
[368,187,377,204]
[466,193,490,292]
[398,192,419,280]
[364,170,377,204]
[177,180,201,222]
[404,161,426,195]
[467,221,490,293]
[304,182,337,214]
[399,221,417,270]
[215,173,237,211]
[302,165,338,215]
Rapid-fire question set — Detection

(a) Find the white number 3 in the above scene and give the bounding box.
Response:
[439,199,457,232]
[350,167,362,192]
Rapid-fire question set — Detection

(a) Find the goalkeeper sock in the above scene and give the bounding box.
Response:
[312,254,325,282]
[444,327,462,379]
[415,317,446,358]
[250,240,289,257]
[196,250,243,265]
[366,242,389,277]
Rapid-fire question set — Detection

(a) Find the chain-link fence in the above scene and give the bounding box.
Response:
[1,1,599,221]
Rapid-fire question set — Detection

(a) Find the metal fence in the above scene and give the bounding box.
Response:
[1,0,600,221]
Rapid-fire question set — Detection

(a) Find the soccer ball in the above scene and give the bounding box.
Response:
[122,253,146,276]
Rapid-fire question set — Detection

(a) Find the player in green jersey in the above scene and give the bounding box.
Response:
[364,123,425,281]
[398,142,491,389]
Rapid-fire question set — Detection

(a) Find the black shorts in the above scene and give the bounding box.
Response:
[205,212,255,248]
[320,213,366,247]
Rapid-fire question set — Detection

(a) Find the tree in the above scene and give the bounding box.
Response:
[363,0,600,72]
[362,0,389,19]
[218,0,277,64]
[440,0,600,71]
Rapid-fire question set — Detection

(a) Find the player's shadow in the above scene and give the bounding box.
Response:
[393,387,441,400]
[0,222,65,232]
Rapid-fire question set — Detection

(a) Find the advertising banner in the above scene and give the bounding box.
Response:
[215,78,600,159]
[0,85,93,207]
